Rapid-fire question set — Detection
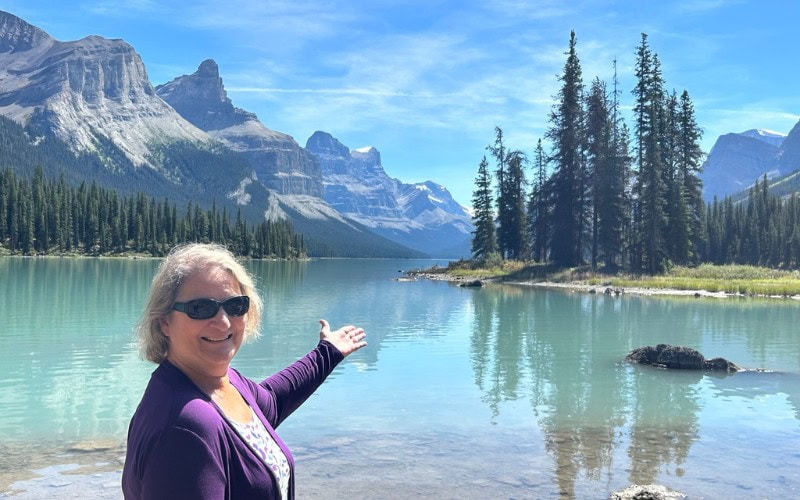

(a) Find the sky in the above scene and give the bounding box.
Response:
[2,0,799,207]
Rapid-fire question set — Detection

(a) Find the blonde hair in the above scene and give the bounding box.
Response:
[137,243,263,363]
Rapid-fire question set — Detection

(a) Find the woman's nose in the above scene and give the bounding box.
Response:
[208,308,232,329]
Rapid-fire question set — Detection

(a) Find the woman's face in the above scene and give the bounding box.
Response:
[159,266,247,380]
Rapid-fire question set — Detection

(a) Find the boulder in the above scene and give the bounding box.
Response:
[626,344,740,372]
[611,484,686,500]
[704,357,740,372]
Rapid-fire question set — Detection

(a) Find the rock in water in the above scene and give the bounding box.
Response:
[626,344,740,372]
[611,484,686,500]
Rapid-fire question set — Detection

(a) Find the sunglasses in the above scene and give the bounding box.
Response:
[172,296,250,320]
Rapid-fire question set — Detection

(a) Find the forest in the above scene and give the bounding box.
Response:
[471,32,800,273]
[0,166,306,259]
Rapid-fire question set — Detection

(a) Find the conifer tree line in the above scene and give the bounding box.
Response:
[0,166,305,258]
[472,31,710,273]
[704,176,800,268]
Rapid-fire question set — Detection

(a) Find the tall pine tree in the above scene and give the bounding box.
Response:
[632,34,668,273]
[471,156,499,261]
[528,139,550,263]
[546,30,586,267]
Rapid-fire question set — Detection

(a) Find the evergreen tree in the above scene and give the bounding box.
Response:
[505,150,528,259]
[32,166,48,252]
[19,181,34,254]
[546,30,585,267]
[585,77,612,269]
[662,91,691,264]
[471,156,499,261]
[677,90,706,261]
[632,33,668,273]
[487,126,511,258]
[608,62,632,270]
[528,139,550,262]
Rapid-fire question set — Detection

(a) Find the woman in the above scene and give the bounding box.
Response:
[121,243,366,499]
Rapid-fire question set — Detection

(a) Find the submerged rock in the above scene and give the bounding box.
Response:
[459,280,483,288]
[611,484,686,499]
[626,344,740,372]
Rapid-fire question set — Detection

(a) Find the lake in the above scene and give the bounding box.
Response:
[0,257,798,499]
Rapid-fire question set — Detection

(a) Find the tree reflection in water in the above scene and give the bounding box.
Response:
[469,285,714,497]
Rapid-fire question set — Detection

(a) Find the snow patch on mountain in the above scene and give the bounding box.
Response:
[228,174,255,205]
[740,129,786,148]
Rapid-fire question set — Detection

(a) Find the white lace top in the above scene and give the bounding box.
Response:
[229,407,291,500]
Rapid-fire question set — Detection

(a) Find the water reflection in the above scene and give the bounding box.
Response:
[468,284,799,497]
[0,257,158,442]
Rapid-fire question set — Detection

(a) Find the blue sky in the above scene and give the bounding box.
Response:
[2,0,799,207]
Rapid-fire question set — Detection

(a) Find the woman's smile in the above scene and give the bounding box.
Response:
[201,333,233,343]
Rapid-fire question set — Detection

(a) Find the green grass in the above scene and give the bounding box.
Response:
[435,261,800,297]
[599,264,800,296]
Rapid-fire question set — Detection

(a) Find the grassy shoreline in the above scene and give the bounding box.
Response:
[411,261,800,298]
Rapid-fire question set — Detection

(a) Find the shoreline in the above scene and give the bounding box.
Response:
[409,271,800,300]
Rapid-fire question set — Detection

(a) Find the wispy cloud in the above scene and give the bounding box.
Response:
[228,87,453,99]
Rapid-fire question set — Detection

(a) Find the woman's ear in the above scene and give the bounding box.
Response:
[159,317,171,337]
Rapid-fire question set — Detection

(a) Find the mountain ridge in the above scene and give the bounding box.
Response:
[0,10,209,170]
[156,59,323,198]
[0,10,464,258]
[306,130,473,257]
[700,126,799,201]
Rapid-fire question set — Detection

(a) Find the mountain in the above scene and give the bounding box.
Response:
[0,10,208,168]
[744,120,800,200]
[156,60,322,197]
[306,131,473,257]
[0,10,451,258]
[700,128,787,201]
[154,59,423,257]
[0,9,284,225]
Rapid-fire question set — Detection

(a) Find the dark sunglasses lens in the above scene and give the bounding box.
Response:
[187,299,220,319]
[223,296,249,316]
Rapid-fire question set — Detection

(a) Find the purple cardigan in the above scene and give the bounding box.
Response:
[122,340,344,499]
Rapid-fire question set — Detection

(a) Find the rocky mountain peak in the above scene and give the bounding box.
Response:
[350,146,384,178]
[740,128,786,148]
[197,58,219,77]
[156,59,256,131]
[306,131,350,158]
[701,132,779,201]
[159,60,323,197]
[0,10,53,54]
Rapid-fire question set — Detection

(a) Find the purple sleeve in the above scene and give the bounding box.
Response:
[258,340,344,427]
[139,426,226,499]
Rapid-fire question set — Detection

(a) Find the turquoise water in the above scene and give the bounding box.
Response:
[0,257,798,498]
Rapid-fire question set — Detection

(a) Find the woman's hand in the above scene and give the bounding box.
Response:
[319,319,367,357]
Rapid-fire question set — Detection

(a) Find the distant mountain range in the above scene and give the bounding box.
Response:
[306,131,472,257]
[701,124,800,201]
[0,10,473,258]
